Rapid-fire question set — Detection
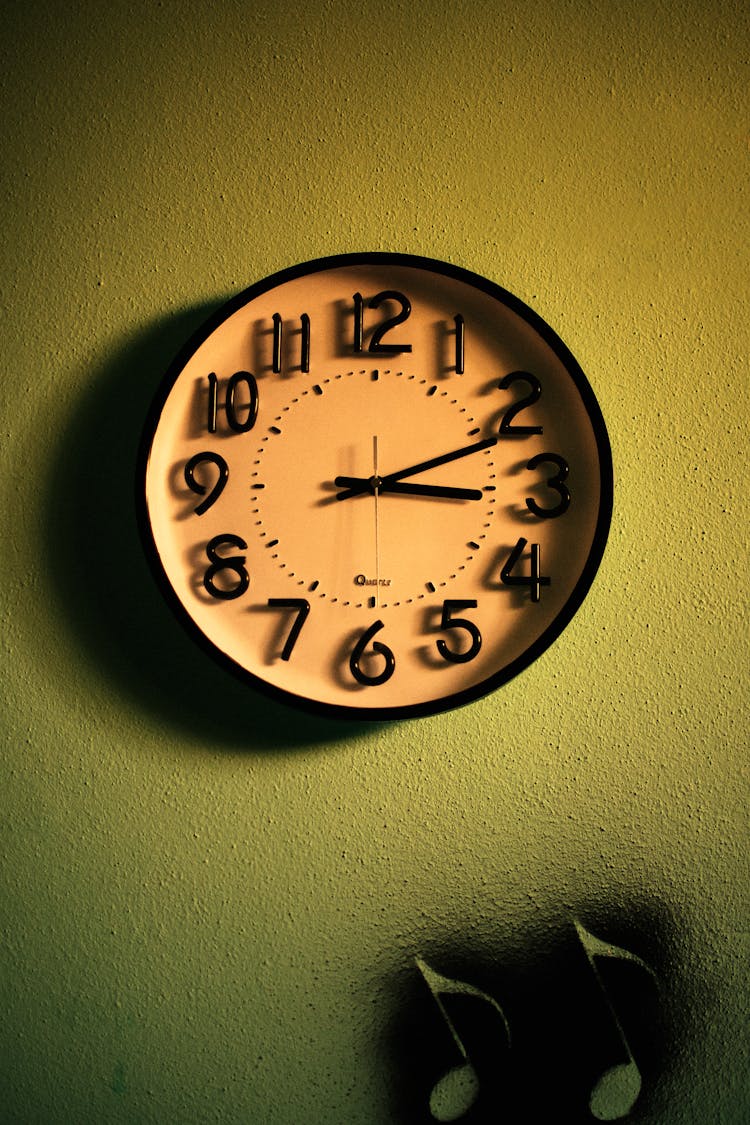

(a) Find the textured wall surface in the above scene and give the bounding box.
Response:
[1,1,747,1122]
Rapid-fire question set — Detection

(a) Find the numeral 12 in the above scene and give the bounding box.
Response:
[353,290,412,354]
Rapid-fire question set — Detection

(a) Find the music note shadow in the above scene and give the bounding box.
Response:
[409,957,511,1124]
[415,957,510,1122]
[387,912,669,1125]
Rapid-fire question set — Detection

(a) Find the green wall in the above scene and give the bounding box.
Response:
[1,1,747,1121]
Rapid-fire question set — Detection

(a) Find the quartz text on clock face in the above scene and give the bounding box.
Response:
[140,256,611,719]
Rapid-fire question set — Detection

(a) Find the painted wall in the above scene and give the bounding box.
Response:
[1,1,747,1121]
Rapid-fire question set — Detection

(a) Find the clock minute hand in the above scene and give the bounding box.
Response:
[382,436,498,486]
[335,437,497,501]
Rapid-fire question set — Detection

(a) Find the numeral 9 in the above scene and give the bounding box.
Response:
[184,451,229,514]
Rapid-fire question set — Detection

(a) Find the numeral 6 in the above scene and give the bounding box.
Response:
[349,620,396,686]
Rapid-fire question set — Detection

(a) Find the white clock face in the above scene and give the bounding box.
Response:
[140,255,612,719]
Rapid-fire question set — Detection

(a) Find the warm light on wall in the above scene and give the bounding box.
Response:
[1,1,746,1122]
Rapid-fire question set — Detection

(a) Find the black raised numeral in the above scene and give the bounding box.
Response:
[300,313,310,372]
[349,620,396,686]
[272,314,283,373]
[500,537,550,603]
[272,312,310,374]
[206,372,219,432]
[498,371,543,435]
[203,534,249,600]
[353,290,412,354]
[453,314,465,374]
[206,372,259,434]
[353,292,364,351]
[436,600,482,663]
[184,451,229,515]
[525,453,570,518]
[266,599,310,661]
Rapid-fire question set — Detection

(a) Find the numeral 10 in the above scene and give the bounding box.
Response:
[206,372,259,434]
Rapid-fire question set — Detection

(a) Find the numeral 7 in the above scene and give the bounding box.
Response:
[266,599,310,660]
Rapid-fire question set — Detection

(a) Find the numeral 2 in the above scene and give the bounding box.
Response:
[498,371,542,435]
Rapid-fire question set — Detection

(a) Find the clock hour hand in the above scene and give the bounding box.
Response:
[335,437,497,501]
[334,477,483,501]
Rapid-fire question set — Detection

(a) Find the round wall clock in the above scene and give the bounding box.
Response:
[138,253,612,720]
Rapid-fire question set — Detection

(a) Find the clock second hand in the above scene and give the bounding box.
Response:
[335,436,497,501]
[373,435,380,609]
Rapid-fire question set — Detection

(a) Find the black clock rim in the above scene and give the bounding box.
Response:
[136,252,613,723]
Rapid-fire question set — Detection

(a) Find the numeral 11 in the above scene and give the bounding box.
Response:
[272,312,310,374]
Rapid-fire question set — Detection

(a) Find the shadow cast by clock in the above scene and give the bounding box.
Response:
[44,305,377,751]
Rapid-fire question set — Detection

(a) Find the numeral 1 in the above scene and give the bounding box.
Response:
[454,314,465,374]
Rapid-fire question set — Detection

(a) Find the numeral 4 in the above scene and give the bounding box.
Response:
[499,538,550,603]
